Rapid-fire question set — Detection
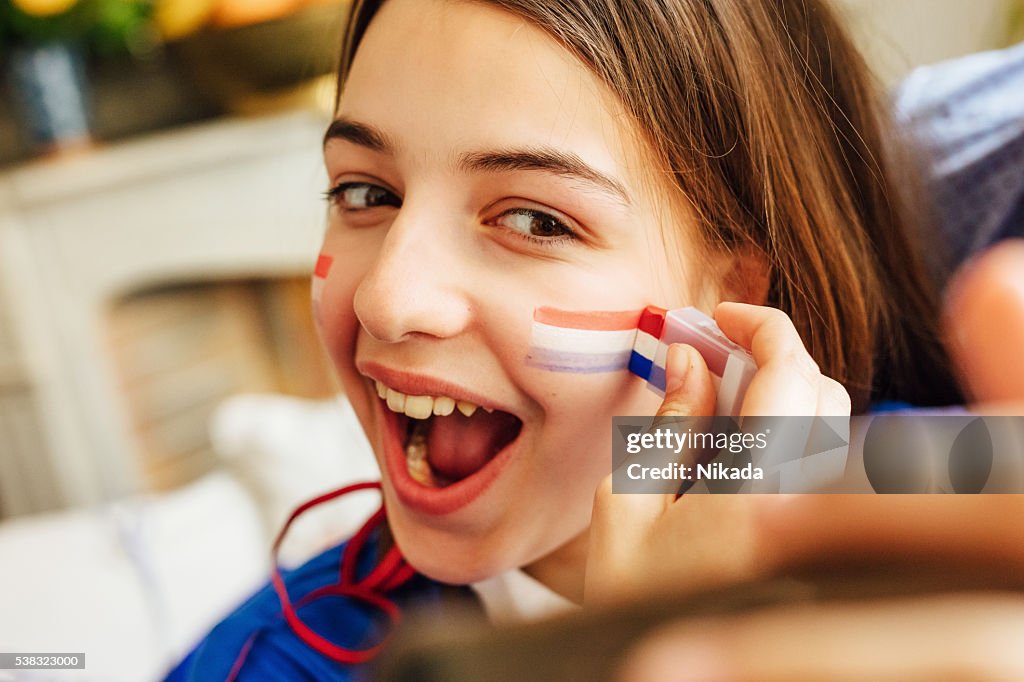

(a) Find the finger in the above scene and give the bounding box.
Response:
[655,495,1024,600]
[587,472,674,603]
[714,302,808,365]
[618,595,1024,681]
[591,472,672,538]
[657,344,716,418]
[715,302,820,416]
[589,347,713,603]
[759,496,1024,573]
[942,238,1024,403]
[972,401,1024,415]
[816,375,852,417]
[589,348,738,604]
[654,494,767,594]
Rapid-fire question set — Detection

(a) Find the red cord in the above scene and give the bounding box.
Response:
[227,481,415,677]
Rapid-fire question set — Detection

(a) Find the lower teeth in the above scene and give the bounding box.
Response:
[405,419,450,487]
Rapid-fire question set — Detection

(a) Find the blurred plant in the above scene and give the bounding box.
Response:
[0,0,157,58]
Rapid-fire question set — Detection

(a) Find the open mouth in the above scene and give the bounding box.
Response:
[373,380,524,489]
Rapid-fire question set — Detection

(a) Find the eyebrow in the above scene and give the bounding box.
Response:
[324,117,632,207]
[323,118,395,153]
[459,148,631,207]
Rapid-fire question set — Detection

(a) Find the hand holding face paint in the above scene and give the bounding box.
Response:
[591,304,1024,679]
[586,302,852,604]
[629,305,758,417]
[661,302,853,419]
[531,303,760,416]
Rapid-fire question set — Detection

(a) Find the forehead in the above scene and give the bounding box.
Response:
[337,0,638,175]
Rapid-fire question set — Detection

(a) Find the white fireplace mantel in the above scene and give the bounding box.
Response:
[0,110,330,517]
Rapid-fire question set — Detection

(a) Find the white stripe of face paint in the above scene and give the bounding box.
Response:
[529,322,637,355]
[312,259,331,328]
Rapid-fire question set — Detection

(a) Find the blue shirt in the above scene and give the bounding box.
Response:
[164,534,473,681]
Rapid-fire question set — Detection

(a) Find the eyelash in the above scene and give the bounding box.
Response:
[323,181,401,211]
[324,181,580,246]
[496,208,578,247]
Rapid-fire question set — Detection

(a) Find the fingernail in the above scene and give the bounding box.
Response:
[665,344,694,395]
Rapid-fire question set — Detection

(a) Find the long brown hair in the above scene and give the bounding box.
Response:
[335,0,962,412]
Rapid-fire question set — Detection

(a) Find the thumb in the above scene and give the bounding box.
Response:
[657,344,716,417]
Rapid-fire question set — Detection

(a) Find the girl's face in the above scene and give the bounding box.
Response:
[319,0,704,584]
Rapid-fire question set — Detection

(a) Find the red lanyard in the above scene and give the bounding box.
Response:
[227,481,415,680]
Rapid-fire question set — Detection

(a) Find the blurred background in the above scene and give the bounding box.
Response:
[0,0,1022,680]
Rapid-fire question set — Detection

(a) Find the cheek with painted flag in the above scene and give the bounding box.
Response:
[526,307,642,373]
[526,305,756,416]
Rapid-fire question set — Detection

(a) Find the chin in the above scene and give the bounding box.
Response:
[386,513,520,585]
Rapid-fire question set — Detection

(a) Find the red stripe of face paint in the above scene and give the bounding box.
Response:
[532,307,643,331]
[314,254,334,279]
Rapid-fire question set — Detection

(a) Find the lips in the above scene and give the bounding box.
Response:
[360,362,512,413]
[358,361,525,515]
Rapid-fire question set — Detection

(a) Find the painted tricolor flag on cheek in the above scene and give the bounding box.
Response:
[526,307,643,373]
[311,254,333,327]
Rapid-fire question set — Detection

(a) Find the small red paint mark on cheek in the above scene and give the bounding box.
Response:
[311,254,335,327]
[314,254,334,279]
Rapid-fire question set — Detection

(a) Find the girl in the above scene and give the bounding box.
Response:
[167,0,964,678]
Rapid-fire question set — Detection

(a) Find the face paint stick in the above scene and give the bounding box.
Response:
[528,305,756,416]
[630,306,756,416]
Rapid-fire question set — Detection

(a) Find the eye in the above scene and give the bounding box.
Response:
[325,182,401,210]
[494,208,577,241]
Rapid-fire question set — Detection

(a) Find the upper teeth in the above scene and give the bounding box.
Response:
[375,380,482,419]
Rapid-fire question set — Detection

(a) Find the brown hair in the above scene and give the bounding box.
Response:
[335,0,961,412]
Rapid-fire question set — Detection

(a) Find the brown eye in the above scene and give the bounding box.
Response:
[326,182,401,210]
[496,208,574,239]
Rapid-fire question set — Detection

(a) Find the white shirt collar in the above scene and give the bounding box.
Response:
[471,568,580,625]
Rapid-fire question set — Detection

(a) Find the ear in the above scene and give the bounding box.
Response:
[717,245,771,305]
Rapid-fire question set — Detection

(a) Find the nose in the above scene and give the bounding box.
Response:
[353,206,473,343]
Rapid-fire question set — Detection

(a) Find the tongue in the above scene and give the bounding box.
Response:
[426,409,520,480]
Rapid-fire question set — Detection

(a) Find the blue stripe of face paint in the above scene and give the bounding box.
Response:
[526,349,632,373]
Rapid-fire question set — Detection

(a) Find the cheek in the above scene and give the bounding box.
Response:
[532,370,663,456]
[315,276,358,372]
[489,269,680,418]
[503,307,666,477]
[514,369,662,534]
[314,229,379,391]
